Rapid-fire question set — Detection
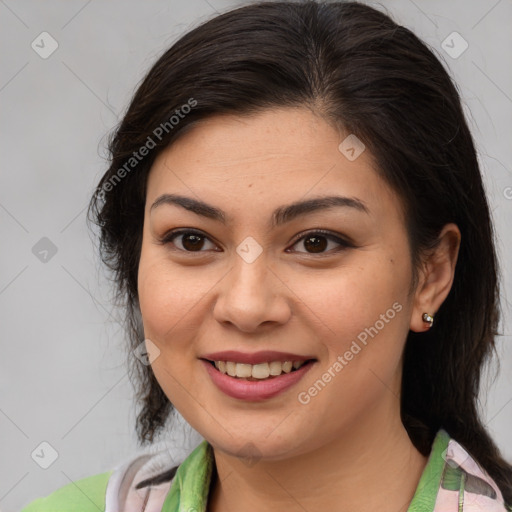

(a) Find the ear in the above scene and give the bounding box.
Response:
[410,223,461,332]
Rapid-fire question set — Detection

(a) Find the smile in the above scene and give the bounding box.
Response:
[201,357,316,401]
[211,360,308,380]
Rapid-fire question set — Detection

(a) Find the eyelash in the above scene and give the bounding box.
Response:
[158,228,353,255]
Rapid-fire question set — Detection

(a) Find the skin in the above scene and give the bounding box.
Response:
[137,107,461,512]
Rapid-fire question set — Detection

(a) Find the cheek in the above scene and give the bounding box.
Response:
[138,259,172,332]
[309,251,411,378]
[296,272,409,425]
[308,256,408,335]
[137,250,190,346]
[137,250,220,344]
[137,256,203,403]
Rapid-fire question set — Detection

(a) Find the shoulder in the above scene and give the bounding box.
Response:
[439,434,510,512]
[21,442,196,512]
[21,471,113,512]
[411,429,511,512]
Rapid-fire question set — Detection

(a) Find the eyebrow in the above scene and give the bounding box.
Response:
[150,193,369,227]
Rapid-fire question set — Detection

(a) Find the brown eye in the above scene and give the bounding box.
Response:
[160,230,218,252]
[180,233,206,251]
[289,230,352,254]
[302,234,328,253]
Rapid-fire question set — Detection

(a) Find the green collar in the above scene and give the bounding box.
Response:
[162,439,214,512]
[408,429,450,511]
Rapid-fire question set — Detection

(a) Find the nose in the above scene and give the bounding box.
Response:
[212,253,292,333]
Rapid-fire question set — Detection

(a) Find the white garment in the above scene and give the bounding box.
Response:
[105,440,200,512]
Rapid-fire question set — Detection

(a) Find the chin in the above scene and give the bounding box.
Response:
[203,426,310,463]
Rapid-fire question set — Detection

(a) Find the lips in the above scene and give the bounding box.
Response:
[200,351,317,400]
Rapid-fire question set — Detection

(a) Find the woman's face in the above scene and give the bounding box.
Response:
[138,107,420,460]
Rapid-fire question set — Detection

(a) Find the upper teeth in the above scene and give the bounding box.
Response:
[214,360,306,379]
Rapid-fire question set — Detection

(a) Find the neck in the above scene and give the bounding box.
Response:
[207,411,428,512]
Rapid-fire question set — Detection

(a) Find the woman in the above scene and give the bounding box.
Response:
[22,1,512,511]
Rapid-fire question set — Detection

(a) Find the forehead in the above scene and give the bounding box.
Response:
[146,108,403,225]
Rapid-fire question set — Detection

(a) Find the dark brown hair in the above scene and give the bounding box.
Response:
[87,1,512,503]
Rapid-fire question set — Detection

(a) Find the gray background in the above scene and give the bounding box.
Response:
[1,0,511,510]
